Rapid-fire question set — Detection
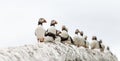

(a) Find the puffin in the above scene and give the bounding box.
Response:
[90,36,99,49]
[55,30,61,42]
[98,39,105,52]
[73,29,81,47]
[104,46,113,55]
[84,35,89,48]
[44,20,58,42]
[35,18,47,43]
[60,25,74,44]
[106,46,111,53]
[79,31,86,47]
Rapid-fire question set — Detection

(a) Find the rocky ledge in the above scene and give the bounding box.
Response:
[0,42,118,61]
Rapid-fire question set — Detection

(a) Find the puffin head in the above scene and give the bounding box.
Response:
[56,30,61,36]
[92,36,97,40]
[62,25,68,32]
[80,31,84,36]
[50,20,58,26]
[75,29,80,34]
[99,39,102,43]
[84,35,88,40]
[38,18,47,25]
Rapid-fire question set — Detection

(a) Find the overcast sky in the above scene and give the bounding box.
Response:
[0,0,119,60]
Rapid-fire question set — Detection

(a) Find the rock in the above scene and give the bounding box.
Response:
[0,42,118,61]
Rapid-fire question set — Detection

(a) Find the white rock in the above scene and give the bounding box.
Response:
[0,42,118,61]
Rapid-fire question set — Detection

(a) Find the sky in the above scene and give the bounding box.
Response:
[0,0,119,60]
